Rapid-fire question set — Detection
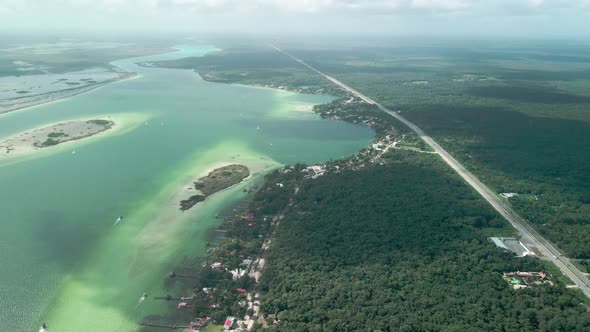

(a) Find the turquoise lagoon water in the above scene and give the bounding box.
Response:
[0,45,372,331]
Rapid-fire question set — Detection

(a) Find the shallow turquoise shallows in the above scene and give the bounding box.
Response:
[0,45,372,332]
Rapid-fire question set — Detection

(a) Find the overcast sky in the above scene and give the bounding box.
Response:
[1,0,589,37]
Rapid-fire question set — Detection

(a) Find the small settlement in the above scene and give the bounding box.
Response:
[139,201,270,331]
[502,271,553,290]
[137,94,554,330]
[488,237,555,290]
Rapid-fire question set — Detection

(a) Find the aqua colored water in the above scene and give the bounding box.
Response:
[0,45,372,331]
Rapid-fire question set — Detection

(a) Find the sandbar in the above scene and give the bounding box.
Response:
[0,118,113,155]
[0,112,151,165]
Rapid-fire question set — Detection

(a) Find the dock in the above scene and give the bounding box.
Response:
[154,295,194,301]
[138,322,189,329]
[169,271,198,278]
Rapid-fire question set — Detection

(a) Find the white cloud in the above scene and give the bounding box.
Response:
[2,0,588,15]
[1,0,589,35]
[411,0,469,10]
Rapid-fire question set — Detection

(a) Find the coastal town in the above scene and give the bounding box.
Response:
[132,94,459,331]
[139,185,295,331]
[7,1,590,330]
[131,95,468,331]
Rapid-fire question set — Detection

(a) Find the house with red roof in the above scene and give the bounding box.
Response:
[224,316,235,330]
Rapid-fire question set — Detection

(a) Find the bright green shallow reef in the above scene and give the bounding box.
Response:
[0,45,372,332]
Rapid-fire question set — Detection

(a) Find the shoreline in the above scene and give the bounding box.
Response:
[155,164,298,330]
[26,47,370,330]
[0,117,113,155]
[222,82,334,120]
[0,66,139,116]
[0,112,151,166]
[179,164,250,211]
[193,69,331,97]
[35,141,280,331]
[140,70,389,331]
[141,173,268,330]
[136,154,279,247]
[169,159,270,214]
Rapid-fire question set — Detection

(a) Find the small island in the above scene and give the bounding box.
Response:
[180,164,250,211]
[0,118,114,155]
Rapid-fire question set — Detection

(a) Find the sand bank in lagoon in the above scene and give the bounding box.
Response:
[0,112,152,166]
[39,140,280,331]
[268,89,332,120]
[228,83,328,120]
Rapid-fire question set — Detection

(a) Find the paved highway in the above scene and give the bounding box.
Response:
[273,46,590,299]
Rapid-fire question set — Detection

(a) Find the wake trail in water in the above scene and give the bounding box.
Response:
[113,216,123,226]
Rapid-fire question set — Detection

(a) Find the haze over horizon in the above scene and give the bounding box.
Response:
[1,0,590,38]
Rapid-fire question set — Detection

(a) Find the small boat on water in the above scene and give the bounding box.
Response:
[113,215,124,225]
[137,292,148,306]
[39,323,48,332]
[71,150,76,155]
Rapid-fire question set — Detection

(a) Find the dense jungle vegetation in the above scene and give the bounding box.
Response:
[255,151,590,331]
[279,40,590,260]
[154,39,590,329]
[159,41,590,260]
[150,46,346,96]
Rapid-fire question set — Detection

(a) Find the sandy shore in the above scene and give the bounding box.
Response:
[230,84,321,120]
[228,82,305,96]
[290,102,314,113]
[135,154,280,248]
[177,162,253,208]
[174,160,258,212]
[0,118,114,156]
[179,164,249,210]
[0,112,151,165]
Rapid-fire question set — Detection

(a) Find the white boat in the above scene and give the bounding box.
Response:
[137,292,148,306]
[114,215,123,225]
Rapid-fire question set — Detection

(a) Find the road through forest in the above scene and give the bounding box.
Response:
[272,45,590,300]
